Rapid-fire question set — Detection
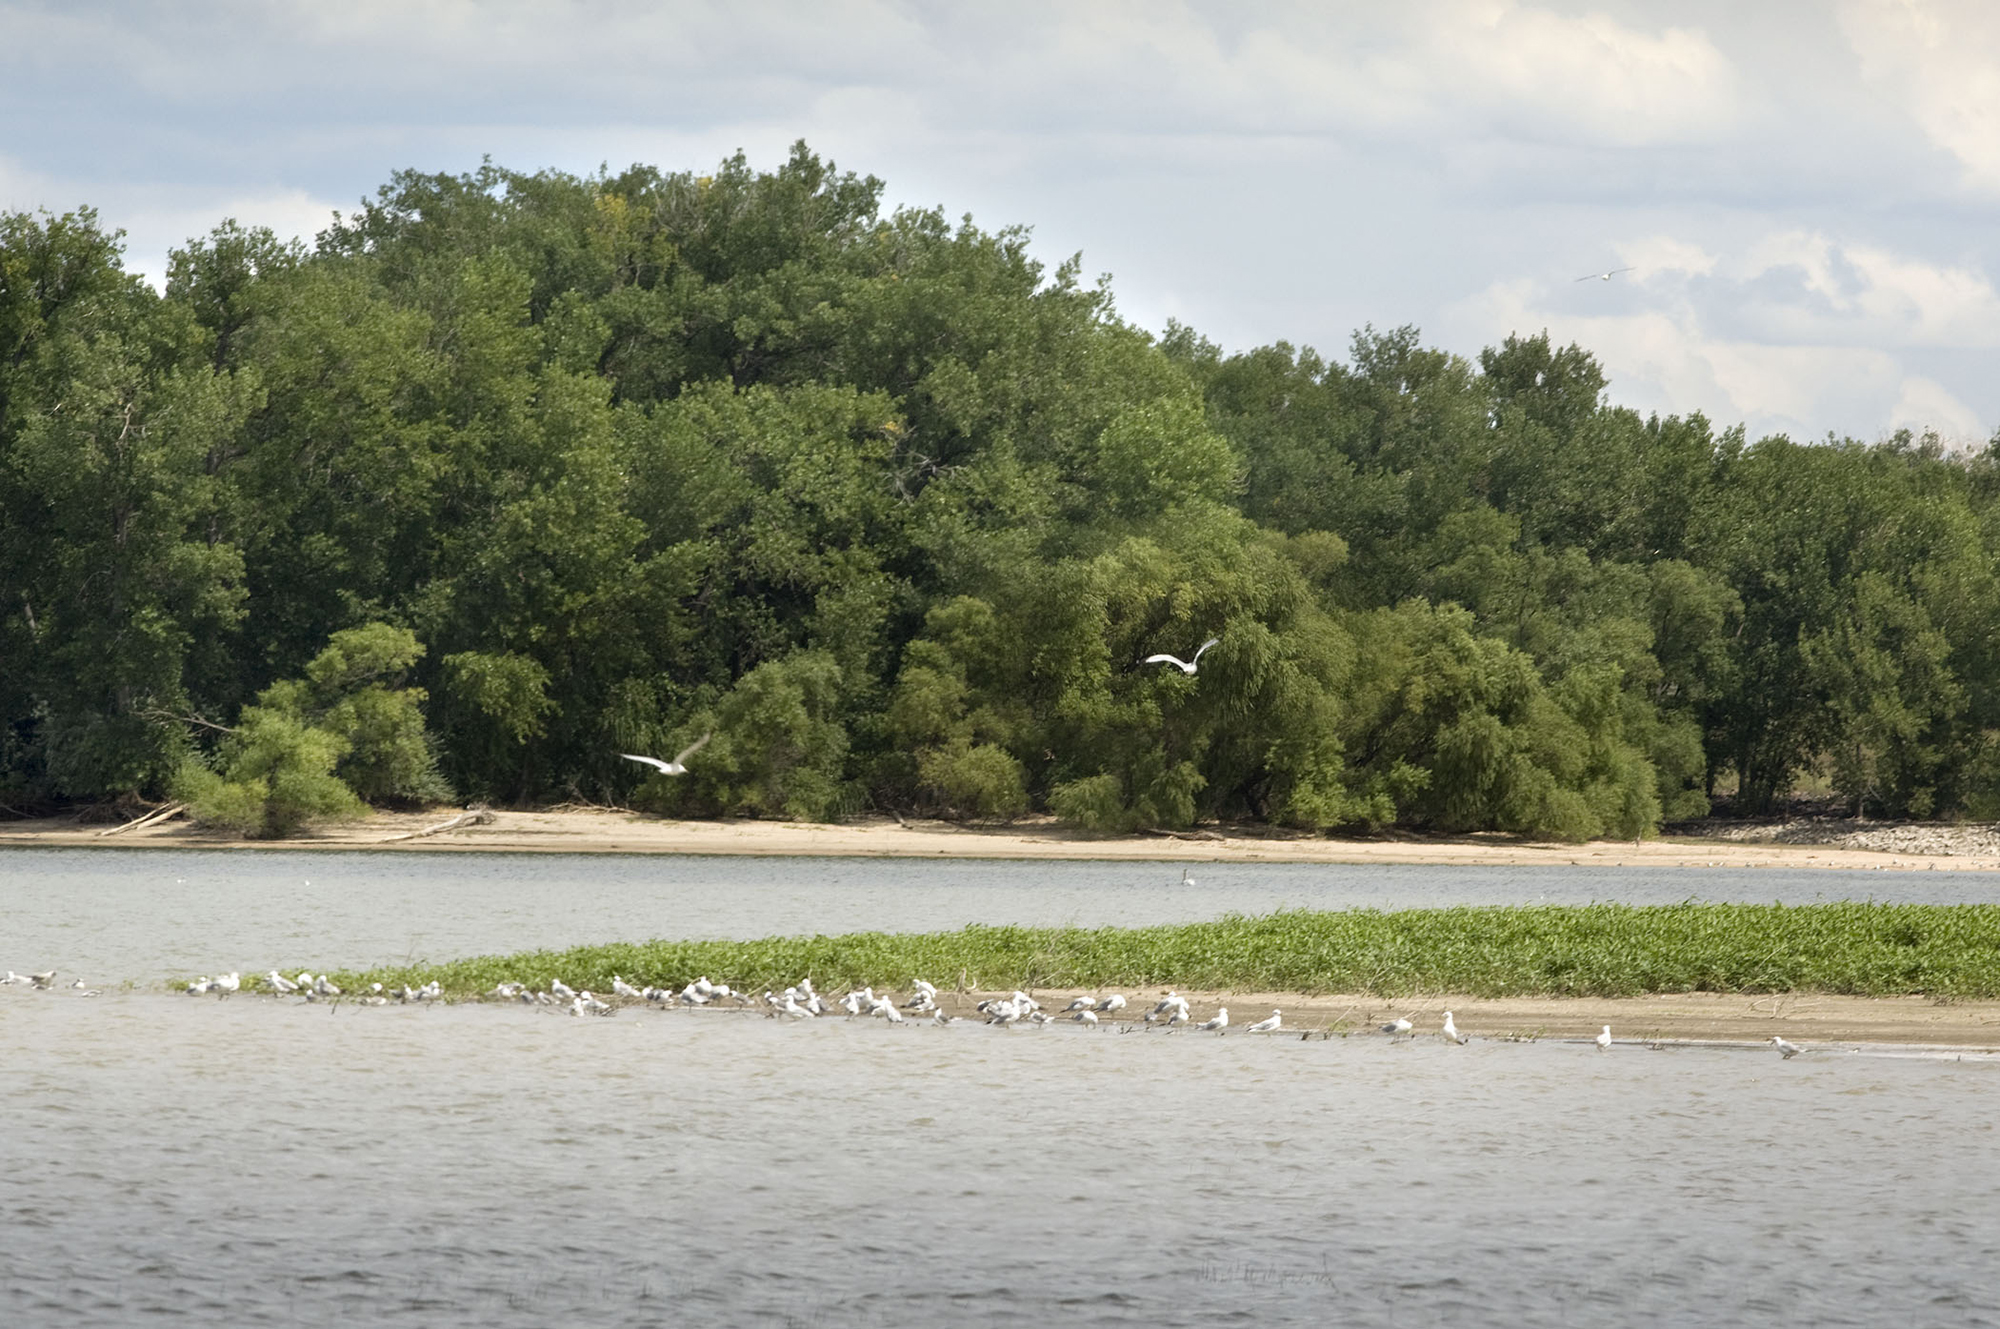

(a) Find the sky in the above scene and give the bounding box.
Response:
[5,0,2000,447]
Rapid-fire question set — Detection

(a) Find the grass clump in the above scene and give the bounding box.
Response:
[302,902,2000,1002]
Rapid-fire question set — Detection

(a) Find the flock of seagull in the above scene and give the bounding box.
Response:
[0,966,1811,1056]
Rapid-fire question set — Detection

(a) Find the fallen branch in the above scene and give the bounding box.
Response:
[379,807,496,842]
[97,802,187,837]
[1139,827,1226,842]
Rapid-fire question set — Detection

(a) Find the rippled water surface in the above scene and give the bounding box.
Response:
[5,991,1998,1328]
[4,849,2000,1326]
[7,847,2000,981]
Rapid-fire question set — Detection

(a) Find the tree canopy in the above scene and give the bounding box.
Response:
[6,145,1999,837]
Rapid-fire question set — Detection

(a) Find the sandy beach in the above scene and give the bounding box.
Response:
[10,804,2000,871]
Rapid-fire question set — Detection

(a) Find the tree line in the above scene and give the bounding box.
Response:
[4,143,1997,837]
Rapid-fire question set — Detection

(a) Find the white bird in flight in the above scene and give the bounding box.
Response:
[1575,266,1635,282]
[1595,1025,1612,1052]
[621,732,713,776]
[1771,1035,1801,1059]
[1142,638,1219,674]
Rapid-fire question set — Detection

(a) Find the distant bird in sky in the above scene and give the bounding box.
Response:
[1595,1025,1613,1052]
[1771,1035,1801,1059]
[621,732,713,776]
[1575,266,1635,282]
[1142,638,1219,674]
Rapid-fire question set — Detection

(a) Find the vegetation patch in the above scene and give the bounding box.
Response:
[311,902,2000,1001]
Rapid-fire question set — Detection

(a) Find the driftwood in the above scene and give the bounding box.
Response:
[96,802,187,837]
[1139,827,1226,842]
[379,807,496,842]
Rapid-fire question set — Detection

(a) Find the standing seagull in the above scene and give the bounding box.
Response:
[1595,1025,1613,1052]
[1441,1011,1468,1045]
[1245,1010,1283,1033]
[1575,266,1635,282]
[1380,1017,1414,1036]
[621,732,713,777]
[1770,1036,1802,1059]
[1142,638,1220,675]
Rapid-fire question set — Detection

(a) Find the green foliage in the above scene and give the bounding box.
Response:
[12,149,2000,833]
[175,623,447,835]
[328,902,2000,1001]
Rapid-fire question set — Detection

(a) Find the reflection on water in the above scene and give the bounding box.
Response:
[4,991,1997,1328]
[7,847,2000,982]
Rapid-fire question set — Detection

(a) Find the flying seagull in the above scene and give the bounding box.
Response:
[1575,266,1635,282]
[1142,638,1219,674]
[621,732,713,776]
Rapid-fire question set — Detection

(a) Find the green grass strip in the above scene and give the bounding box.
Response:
[296,904,2000,996]
[307,902,2000,1001]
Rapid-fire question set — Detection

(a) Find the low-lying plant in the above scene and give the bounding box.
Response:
[297,902,2000,1002]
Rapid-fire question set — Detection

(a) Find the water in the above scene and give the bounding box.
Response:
[7,848,1999,982]
[4,849,2000,1326]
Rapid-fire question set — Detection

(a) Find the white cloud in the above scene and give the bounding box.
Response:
[1447,229,1998,443]
[1840,0,2000,191]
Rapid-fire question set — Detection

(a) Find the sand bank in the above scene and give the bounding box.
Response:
[7,806,2000,871]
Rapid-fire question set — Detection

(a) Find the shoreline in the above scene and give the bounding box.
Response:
[8,806,2000,871]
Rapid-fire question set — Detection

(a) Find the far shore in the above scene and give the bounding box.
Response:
[7,805,2000,871]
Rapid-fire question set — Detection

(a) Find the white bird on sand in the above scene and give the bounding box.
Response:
[1147,992,1189,1023]
[549,978,576,1000]
[781,994,815,1020]
[1064,996,1097,1012]
[1575,266,1635,282]
[1142,638,1220,674]
[267,970,300,994]
[185,976,212,995]
[611,975,643,1000]
[294,971,314,990]
[1197,1007,1229,1032]
[1380,1017,1413,1035]
[869,996,905,1023]
[620,732,713,777]
[1246,1010,1283,1033]
[1441,1011,1468,1044]
[1595,1025,1613,1052]
[1072,1009,1099,1025]
[313,975,342,997]
[1095,994,1127,1013]
[212,972,240,998]
[1771,1035,1802,1059]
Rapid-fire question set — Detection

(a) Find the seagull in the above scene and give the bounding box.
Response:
[610,975,643,1000]
[621,733,713,777]
[1595,1025,1612,1052]
[1095,994,1128,1013]
[1380,1017,1413,1036]
[29,970,56,990]
[1072,1009,1099,1025]
[1197,1008,1229,1032]
[267,970,300,993]
[1575,266,1635,282]
[1441,1011,1468,1044]
[549,978,576,1000]
[1246,1010,1283,1033]
[1142,638,1220,675]
[212,972,240,998]
[1771,1035,1801,1059]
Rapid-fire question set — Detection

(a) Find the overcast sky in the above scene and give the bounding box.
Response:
[6,0,2000,446]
